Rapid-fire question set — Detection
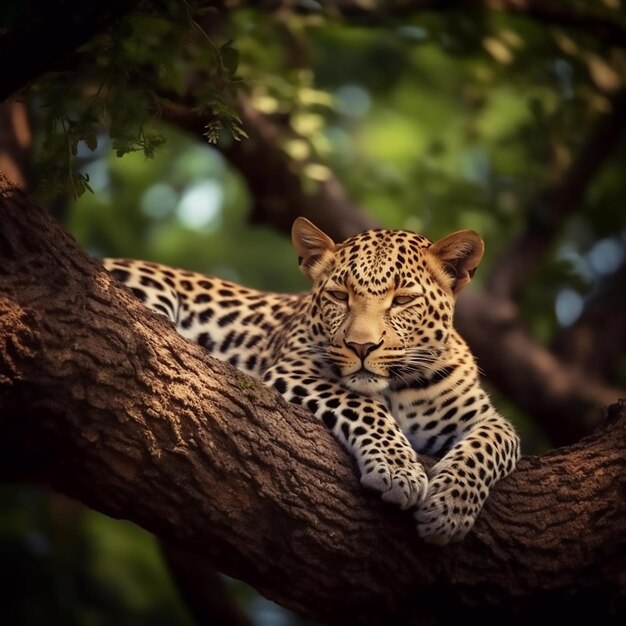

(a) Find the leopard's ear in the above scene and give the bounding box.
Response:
[429,230,484,295]
[291,217,336,281]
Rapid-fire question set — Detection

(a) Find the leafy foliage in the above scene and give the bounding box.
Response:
[32,0,246,199]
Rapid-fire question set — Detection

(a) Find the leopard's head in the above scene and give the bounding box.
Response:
[292,217,483,394]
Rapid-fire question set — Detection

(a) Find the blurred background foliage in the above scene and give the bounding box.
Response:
[2,0,626,624]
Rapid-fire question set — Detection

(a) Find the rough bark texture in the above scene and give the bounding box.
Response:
[1,178,626,625]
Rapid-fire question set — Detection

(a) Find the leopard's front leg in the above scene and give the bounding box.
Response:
[415,402,520,544]
[263,362,428,509]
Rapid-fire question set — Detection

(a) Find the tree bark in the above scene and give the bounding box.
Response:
[1,178,625,625]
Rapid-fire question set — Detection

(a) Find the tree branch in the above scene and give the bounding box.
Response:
[161,543,253,626]
[0,100,32,189]
[455,291,624,445]
[1,176,626,625]
[4,0,626,108]
[161,98,377,241]
[552,259,626,380]
[486,88,626,300]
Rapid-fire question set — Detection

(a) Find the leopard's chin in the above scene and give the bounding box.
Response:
[342,371,389,395]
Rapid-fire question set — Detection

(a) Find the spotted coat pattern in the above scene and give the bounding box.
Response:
[104,218,520,544]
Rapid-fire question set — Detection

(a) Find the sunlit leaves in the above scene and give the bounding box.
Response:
[200,100,248,145]
[31,0,246,199]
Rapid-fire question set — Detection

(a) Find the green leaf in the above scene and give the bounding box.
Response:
[220,42,240,76]
[84,131,98,152]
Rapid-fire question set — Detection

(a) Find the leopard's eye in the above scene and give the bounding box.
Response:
[392,294,418,307]
[328,290,349,303]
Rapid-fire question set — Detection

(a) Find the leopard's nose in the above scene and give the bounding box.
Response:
[345,340,380,361]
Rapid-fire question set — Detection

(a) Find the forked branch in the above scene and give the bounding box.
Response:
[1,178,625,625]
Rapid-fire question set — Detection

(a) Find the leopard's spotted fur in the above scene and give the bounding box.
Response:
[104,218,520,544]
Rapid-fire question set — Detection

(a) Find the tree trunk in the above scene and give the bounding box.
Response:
[0,176,625,625]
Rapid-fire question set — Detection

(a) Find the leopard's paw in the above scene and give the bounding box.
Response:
[414,471,483,545]
[360,457,428,510]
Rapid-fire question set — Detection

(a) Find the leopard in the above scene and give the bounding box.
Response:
[104,217,520,544]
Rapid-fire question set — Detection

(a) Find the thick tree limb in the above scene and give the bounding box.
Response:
[486,88,626,300]
[0,77,252,626]
[1,178,626,625]
[455,291,624,445]
[162,98,377,241]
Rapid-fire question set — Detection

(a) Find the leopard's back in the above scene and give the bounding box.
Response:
[103,258,302,377]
